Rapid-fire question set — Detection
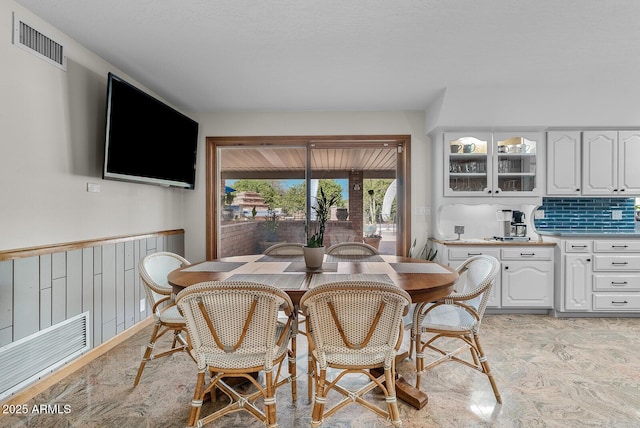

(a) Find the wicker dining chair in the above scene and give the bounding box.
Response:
[411,254,502,403]
[326,242,380,256]
[263,242,305,255]
[300,281,411,427]
[176,281,297,428]
[133,251,193,387]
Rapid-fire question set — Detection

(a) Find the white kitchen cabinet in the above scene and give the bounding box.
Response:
[558,238,640,313]
[617,131,640,194]
[444,132,543,197]
[582,131,640,195]
[563,254,593,312]
[444,132,492,197]
[547,131,581,195]
[500,248,554,308]
[562,240,593,312]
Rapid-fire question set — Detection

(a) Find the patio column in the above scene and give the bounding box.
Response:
[349,170,363,241]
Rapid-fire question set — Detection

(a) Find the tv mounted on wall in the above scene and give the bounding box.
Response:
[103,73,199,189]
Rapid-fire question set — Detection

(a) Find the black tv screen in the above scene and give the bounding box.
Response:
[103,73,199,189]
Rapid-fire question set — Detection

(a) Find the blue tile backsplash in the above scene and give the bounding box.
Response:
[534,197,636,232]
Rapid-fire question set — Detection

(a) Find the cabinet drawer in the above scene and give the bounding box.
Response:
[593,294,640,311]
[593,255,640,271]
[593,274,640,291]
[593,240,640,252]
[564,240,592,253]
[501,247,553,261]
[448,248,500,260]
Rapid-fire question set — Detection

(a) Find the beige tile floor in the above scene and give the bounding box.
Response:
[2,314,640,427]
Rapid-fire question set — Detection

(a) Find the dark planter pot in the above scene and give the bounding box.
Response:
[336,208,348,221]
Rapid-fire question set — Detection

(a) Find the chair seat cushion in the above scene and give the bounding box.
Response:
[159,305,186,324]
[422,304,477,332]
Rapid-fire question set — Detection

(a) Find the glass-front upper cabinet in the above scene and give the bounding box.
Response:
[493,132,540,196]
[445,132,492,196]
[444,132,542,197]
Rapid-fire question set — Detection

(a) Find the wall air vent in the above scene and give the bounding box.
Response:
[12,12,67,70]
[0,312,90,401]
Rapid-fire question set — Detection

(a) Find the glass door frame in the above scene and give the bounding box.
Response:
[205,135,411,259]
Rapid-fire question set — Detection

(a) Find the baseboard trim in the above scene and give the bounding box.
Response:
[0,317,153,412]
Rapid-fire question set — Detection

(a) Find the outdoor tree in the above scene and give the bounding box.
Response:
[316,179,344,207]
[283,183,306,215]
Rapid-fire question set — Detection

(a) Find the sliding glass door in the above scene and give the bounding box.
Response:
[206,136,409,259]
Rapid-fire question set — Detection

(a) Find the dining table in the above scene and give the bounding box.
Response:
[168,253,458,409]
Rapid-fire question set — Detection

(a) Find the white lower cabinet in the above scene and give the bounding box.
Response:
[564,254,592,311]
[560,238,640,313]
[437,244,554,310]
[501,248,554,308]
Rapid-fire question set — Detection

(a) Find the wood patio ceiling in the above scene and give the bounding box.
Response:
[220,146,397,179]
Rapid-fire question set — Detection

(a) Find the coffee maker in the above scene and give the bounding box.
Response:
[511,210,527,238]
[494,209,529,241]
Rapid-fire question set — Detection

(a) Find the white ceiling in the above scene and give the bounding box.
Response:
[14,0,640,113]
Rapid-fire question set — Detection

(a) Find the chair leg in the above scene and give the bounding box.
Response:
[311,368,327,427]
[264,369,279,428]
[307,353,315,403]
[133,322,160,387]
[409,334,415,359]
[473,333,502,404]
[414,331,424,388]
[385,363,402,427]
[187,368,206,427]
[289,335,297,402]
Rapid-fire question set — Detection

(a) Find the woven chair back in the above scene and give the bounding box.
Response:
[262,242,305,255]
[177,281,294,370]
[301,281,410,366]
[454,255,500,318]
[326,242,379,256]
[139,252,190,309]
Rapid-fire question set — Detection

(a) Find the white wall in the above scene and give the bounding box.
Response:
[0,1,187,252]
[427,86,640,132]
[184,111,431,261]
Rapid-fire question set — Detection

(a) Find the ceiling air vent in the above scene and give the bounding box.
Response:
[12,12,67,70]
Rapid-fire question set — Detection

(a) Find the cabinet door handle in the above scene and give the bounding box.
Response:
[504,266,509,270]
[611,300,628,305]
[520,253,536,257]
[611,281,628,285]
[571,245,587,248]
[611,262,629,265]
[620,188,626,192]
[575,188,580,192]
[467,252,482,256]
[586,258,591,262]
[495,190,500,194]
[611,245,628,248]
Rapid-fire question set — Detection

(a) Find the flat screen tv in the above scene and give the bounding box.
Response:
[103,72,199,189]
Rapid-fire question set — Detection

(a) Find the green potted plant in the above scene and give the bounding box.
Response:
[304,187,339,268]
